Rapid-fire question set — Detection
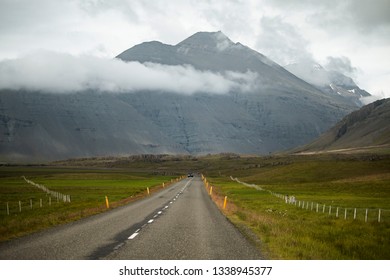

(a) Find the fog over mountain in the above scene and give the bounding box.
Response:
[0,31,361,162]
[285,58,371,106]
[0,51,257,95]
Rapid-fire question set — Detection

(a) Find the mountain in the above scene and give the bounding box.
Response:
[285,59,370,106]
[293,98,390,153]
[0,31,360,162]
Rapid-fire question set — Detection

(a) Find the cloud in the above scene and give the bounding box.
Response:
[0,51,258,94]
[255,16,313,65]
[324,56,357,76]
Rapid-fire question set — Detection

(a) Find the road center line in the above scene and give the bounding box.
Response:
[128,233,139,240]
[127,178,193,243]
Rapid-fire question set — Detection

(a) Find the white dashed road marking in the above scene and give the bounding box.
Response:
[125,178,193,242]
[128,233,139,240]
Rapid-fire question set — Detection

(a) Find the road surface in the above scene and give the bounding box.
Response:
[0,176,262,259]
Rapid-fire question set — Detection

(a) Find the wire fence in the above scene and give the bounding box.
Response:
[231,176,390,223]
[3,196,63,216]
[2,177,72,216]
[22,176,71,203]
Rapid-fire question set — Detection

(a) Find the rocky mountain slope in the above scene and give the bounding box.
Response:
[285,60,370,106]
[0,32,360,162]
[293,98,390,153]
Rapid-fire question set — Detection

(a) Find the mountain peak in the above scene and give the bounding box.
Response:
[177,31,234,51]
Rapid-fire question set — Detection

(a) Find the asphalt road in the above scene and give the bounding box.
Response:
[0,176,262,260]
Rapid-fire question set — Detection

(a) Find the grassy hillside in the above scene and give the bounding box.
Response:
[295,98,390,153]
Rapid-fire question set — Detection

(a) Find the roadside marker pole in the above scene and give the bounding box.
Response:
[378,209,381,223]
[223,196,227,209]
[162,182,165,188]
[209,186,213,196]
[19,201,22,212]
[147,187,150,195]
[354,208,357,220]
[345,208,347,220]
[6,202,9,215]
[365,209,368,222]
[105,196,110,209]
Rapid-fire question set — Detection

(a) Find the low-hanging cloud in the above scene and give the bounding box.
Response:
[0,51,259,94]
[324,56,357,77]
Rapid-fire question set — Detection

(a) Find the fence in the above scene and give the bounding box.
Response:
[3,177,72,216]
[231,176,389,223]
[4,196,62,215]
[22,176,71,203]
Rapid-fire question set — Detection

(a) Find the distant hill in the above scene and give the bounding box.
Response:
[294,98,390,153]
[0,31,360,162]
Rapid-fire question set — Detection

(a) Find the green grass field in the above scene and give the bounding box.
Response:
[0,166,176,242]
[204,154,390,259]
[1,153,389,259]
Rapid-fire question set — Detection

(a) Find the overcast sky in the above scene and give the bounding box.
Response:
[0,0,389,98]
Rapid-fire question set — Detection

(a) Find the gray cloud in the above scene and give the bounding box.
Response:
[266,0,390,31]
[0,51,258,94]
[324,56,357,76]
[0,0,389,97]
[256,16,313,65]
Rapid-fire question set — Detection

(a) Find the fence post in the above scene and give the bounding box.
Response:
[365,209,368,222]
[6,202,9,215]
[378,209,381,223]
[19,201,22,212]
[354,208,357,220]
[323,204,325,213]
[345,208,347,220]
[316,203,319,212]
[336,207,339,218]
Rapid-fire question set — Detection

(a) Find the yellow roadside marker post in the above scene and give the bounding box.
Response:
[223,196,228,209]
[105,196,110,209]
